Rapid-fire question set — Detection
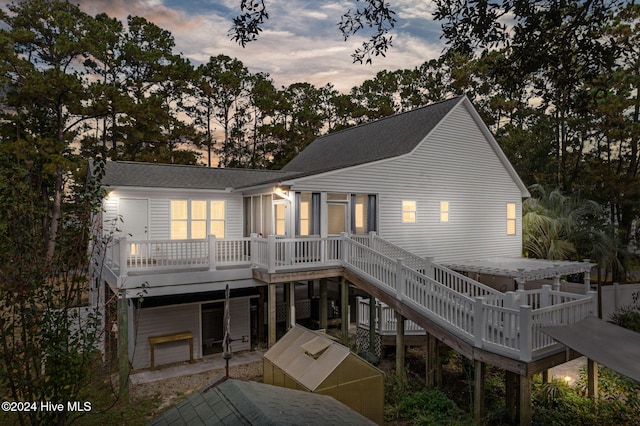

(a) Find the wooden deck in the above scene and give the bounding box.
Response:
[101,233,595,373]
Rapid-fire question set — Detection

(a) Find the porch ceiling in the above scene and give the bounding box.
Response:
[443,257,595,281]
[542,317,640,383]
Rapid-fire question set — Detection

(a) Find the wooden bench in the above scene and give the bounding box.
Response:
[148,331,194,370]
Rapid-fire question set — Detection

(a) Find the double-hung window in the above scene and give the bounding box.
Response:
[402,200,416,223]
[507,203,516,235]
[440,201,450,223]
[170,200,226,239]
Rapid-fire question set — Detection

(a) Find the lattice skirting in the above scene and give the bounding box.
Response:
[355,327,382,357]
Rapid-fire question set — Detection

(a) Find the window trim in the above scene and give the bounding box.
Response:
[440,201,449,223]
[507,202,517,236]
[170,199,226,240]
[402,200,416,223]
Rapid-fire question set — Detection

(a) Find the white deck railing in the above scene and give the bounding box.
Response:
[357,297,437,336]
[343,237,595,361]
[103,232,595,361]
[107,236,253,275]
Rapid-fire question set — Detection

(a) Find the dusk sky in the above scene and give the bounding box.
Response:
[5,0,447,93]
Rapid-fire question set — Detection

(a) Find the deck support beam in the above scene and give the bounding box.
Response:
[473,360,486,422]
[341,278,349,346]
[396,311,405,380]
[319,279,328,330]
[286,282,295,330]
[505,371,518,423]
[268,283,276,348]
[425,333,439,388]
[519,374,532,426]
[588,358,598,399]
[369,295,376,355]
[117,291,129,401]
[258,287,265,346]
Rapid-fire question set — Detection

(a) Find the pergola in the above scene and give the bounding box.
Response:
[444,257,596,293]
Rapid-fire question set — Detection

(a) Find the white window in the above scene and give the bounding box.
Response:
[170,200,188,239]
[170,200,226,239]
[274,202,286,235]
[299,193,311,236]
[507,203,516,235]
[210,200,226,238]
[191,200,207,239]
[440,201,449,223]
[402,200,416,223]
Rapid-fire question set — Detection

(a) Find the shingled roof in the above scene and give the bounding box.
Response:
[148,375,375,425]
[281,96,463,174]
[100,161,298,190]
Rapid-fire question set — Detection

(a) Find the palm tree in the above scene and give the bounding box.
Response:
[523,184,625,281]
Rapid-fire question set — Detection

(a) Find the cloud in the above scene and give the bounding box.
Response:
[0,0,445,93]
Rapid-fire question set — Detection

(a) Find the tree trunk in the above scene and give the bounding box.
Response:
[46,167,63,263]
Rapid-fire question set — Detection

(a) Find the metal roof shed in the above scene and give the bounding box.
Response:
[263,325,384,425]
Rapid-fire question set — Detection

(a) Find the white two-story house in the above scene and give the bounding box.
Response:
[91,96,594,379]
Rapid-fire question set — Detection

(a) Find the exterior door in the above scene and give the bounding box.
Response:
[119,198,148,255]
[327,202,347,235]
[274,200,288,236]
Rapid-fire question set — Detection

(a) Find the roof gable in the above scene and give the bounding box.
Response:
[281,96,463,174]
[263,326,351,391]
[281,96,529,197]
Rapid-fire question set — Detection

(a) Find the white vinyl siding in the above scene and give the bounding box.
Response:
[131,297,252,370]
[287,102,523,262]
[132,303,201,370]
[102,190,242,241]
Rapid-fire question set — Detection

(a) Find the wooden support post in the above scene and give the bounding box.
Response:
[505,371,518,424]
[519,374,532,426]
[286,282,295,330]
[425,333,436,388]
[341,278,349,346]
[117,291,129,401]
[588,359,598,400]
[435,340,442,387]
[473,360,486,422]
[369,295,376,355]
[395,311,405,382]
[307,280,314,299]
[268,283,276,348]
[258,287,265,345]
[542,370,549,384]
[285,282,291,329]
[319,279,328,330]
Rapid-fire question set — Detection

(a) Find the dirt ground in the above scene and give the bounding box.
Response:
[129,344,476,420]
[130,360,264,414]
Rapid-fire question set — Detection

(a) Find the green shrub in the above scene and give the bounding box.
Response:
[533,373,640,426]
[400,389,470,426]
